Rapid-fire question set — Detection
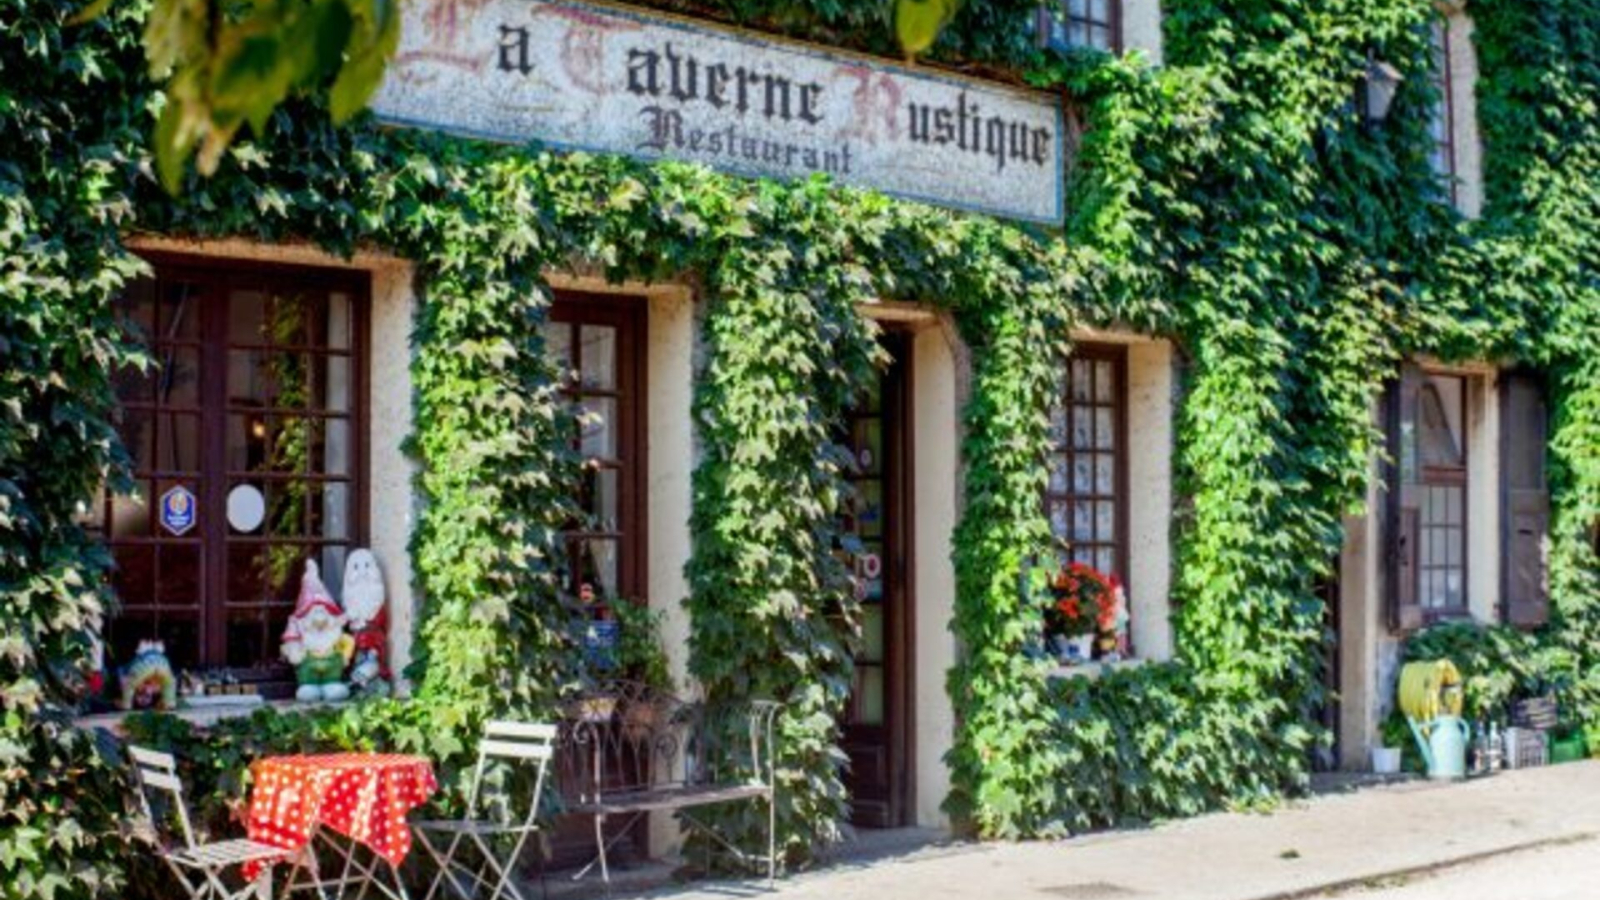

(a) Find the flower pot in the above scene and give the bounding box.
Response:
[1551,733,1587,764]
[1371,746,1402,775]
[574,697,617,723]
[1050,633,1094,664]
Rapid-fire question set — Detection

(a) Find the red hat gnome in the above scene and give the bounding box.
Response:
[280,560,354,702]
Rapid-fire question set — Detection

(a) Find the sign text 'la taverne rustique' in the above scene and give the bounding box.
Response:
[372,0,1065,223]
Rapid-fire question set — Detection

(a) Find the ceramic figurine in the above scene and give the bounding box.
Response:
[118,640,177,711]
[280,561,354,702]
[86,631,106,698]
[341,549,391,696]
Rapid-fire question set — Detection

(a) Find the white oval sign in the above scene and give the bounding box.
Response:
[227,484,266,533]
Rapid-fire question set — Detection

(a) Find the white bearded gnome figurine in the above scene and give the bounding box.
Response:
[341,549,391,697]
[280,560,354,702]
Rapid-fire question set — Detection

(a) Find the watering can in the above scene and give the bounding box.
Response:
[1407,714,1470,780]
[1398,660,1469,780]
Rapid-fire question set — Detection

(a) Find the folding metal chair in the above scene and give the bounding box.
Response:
[413,721,556,900]
[127,745,293,900]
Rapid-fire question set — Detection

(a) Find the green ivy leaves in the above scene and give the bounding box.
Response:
[127,0,399,192]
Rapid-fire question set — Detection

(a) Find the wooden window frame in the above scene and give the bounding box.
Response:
[1036,0,1123,54]
[1047,343,1131,586]
[547,292,649,605]
[1417,371,1469,621]
[104,253,371,679]
[1430,18,1458,202]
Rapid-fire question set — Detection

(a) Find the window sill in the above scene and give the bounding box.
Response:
[74,697,336,734]
[1046,657,1151,681]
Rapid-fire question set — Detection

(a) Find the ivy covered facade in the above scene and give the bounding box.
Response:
[2,0,1598,897]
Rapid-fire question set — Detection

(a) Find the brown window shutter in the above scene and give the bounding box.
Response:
[1386,365,1426,632]
[1500,369,1550,627]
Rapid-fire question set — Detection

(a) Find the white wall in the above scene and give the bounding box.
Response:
[1445,8,1484,218]
[1126,339,1176,662]
[911,315,962,828]
[1122,0,1164,65]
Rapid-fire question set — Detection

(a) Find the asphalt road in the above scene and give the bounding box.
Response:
[1309,838,1600,900]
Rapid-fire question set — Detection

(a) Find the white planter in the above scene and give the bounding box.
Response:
[1371,746,1402,775]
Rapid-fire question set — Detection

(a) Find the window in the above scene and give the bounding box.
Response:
[1047,345,1128,581]
[543,294,646,603]
[1428,19,1457,191]
[99,259,368,685]
[1415,374,1467,612]
[1037,0,1121,53]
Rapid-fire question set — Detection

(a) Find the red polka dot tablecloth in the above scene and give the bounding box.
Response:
[244,753,437,878]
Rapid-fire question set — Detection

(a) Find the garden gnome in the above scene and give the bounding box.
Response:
[280,560,354,702]
[117,640,177,711]
[341,549,391,696]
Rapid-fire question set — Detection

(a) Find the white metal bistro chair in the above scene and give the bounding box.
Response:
[412,721,557,900]
[127,745,292,900]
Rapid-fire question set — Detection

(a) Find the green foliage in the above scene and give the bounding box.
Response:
[609,601,673,691]
[95,0,400,192]
[3,0,1600,896]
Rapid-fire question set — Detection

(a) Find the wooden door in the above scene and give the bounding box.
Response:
[840,332,911,829]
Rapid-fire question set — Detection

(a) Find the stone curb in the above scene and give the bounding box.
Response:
[1243,832,1598,900]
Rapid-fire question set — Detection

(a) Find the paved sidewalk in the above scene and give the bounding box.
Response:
[645,761,1600,900]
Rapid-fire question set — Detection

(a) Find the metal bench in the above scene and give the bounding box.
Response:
[556,680,780,886]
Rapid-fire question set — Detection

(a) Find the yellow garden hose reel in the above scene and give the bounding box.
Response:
[1398,659,1464,722]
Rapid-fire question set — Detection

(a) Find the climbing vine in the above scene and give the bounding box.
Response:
[2,0,1599,897]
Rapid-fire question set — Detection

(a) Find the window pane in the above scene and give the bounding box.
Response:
[861,607,885,662]
[1050,502,1069,538]
[1070,359,1091,400]
[1073,455,1093,493]
[855,419,884,475]
[269,292,313,347]
[543,322,573,376]
[227,606,287,671]
[313,354,353,413]
[856,481,884,539]
[229,348,271,406]
[1073,502,1093,542]
[316,418,353,477]
[324,292,353,351]
[1096,454,1114,494]
[158,281,203,342]
[855,666,885,726]
[1096,501,1115,541]
[580,467,619,532]
[1094,361,1113,402]
[1096,548,1114,574]
[1072,407,1093,449]
[159,543,202,607]
[1049,404,1068,447]
[580,325,617,389]
[1049,454,1070,493]
[155,412,203,473]
[1096,407,1115,449]
[580,397,617,459]
[111,487,152,539]
[112,544,155,607]
[229,289,268,343]
[305,482,351,542]
[573,539,619,601]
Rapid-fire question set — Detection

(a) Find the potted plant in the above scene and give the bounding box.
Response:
[1045,561,1119,665]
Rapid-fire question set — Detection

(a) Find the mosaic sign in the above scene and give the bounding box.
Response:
[159,485,197,536]
[371,0,1066,222]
